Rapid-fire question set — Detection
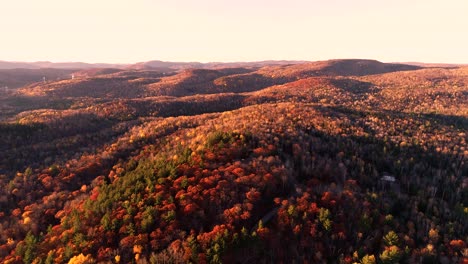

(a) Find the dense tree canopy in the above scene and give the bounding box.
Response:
[0,60,466,263]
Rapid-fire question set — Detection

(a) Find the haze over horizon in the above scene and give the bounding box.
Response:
[2,0,467,64]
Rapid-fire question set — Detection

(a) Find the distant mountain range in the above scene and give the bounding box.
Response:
[0,60,125,70]
[0,60,309,70]
[1,59,466,71]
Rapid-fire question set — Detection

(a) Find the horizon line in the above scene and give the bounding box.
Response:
[1,58,467,66]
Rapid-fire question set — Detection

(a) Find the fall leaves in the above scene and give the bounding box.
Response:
[0,62,466,263]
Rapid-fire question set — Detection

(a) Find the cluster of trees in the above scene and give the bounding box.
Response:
[360,67,468,116]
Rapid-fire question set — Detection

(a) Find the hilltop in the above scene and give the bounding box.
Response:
[0,59,466,263]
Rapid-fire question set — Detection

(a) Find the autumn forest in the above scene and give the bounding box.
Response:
[0,59,466,263]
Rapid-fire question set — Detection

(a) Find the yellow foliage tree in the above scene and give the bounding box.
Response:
[67,253,94,264]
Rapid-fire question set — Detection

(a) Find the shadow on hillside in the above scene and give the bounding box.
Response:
[419,112,468,129]
[0,112,120,175]
[314,104,467,130]
[276,105,466,205]
[0,95,75,118]
[329,78,375,95]
[214,73,291,94]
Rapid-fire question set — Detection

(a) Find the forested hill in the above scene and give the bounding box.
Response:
[0,59,466,263]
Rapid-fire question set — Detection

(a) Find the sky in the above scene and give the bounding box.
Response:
[1,0,467,63]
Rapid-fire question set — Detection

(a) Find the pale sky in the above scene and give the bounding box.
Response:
[1,0,467,63]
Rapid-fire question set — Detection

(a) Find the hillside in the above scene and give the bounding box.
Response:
[0,59,466,263]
